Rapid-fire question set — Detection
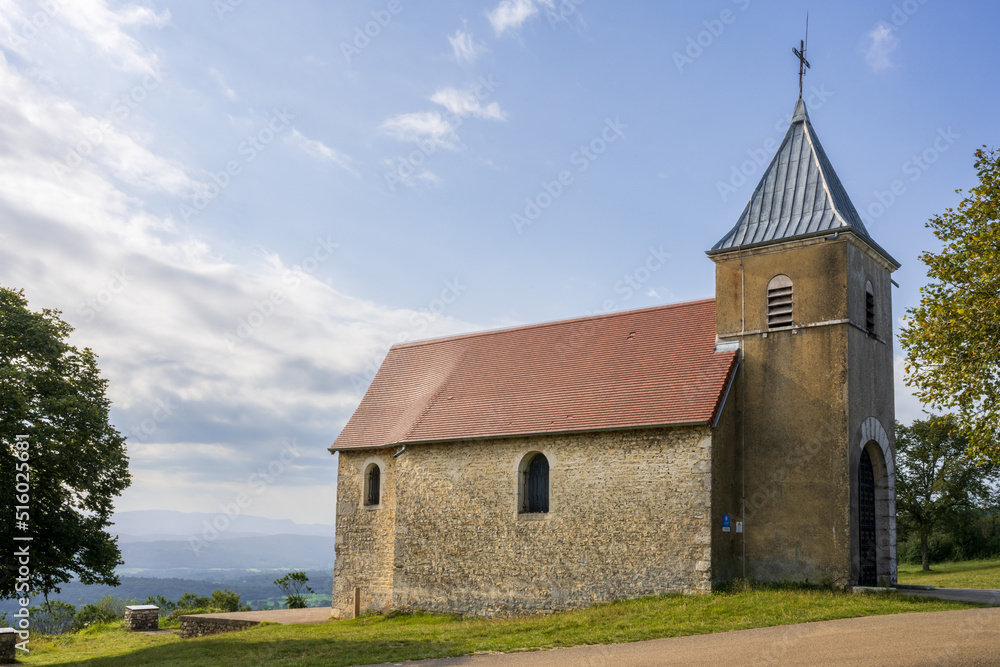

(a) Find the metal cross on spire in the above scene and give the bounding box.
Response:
[793,14,810,98]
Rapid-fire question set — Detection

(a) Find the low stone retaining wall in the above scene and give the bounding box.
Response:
[179,615,260,639]
[1,628,16,665]
[124,605,159,631]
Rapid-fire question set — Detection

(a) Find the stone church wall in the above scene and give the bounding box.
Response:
[375,425,715,616]
[331,448,397,619]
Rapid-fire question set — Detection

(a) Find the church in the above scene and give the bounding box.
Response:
[328,92,900,618]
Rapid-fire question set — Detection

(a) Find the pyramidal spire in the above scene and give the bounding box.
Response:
[710,97,895,267]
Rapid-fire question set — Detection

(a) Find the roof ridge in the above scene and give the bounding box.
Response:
[393,298,717,350]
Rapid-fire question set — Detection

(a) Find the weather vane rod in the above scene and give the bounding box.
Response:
[793,13,811,98]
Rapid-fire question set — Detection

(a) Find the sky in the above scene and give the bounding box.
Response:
[0,0,996,527]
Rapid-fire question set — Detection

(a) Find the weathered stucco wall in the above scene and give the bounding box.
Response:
[710,367,743,584]
[845,239,898,586]
[333,425,717,617]
[713,237,854,587]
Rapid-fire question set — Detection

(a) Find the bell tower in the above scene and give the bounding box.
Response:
[707,96,900,587]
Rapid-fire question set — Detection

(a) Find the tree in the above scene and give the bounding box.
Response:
[0,286,131,601]
[274,572,313,609]
[895,416,998,570]
[899,147,1000,462]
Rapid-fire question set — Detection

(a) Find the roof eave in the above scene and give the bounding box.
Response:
[329,418,718,453]
[706,227,900,269]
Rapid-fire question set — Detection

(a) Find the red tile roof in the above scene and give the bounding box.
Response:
[332,299,737,451]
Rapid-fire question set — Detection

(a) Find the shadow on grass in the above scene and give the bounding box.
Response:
[67,634,462,667]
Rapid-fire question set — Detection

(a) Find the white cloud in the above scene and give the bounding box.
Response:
[380,86,506,152]
[1,0,167,74]
[865,24,899,73]
[209,68,239,101]
[431,87,506,120]
[381,158,442,191]
[380,111,460,148]
[288,129,359,176]
[0,26,479,524]
[487,0,553,36]
[448,28,486,64]
[58,0,169,73]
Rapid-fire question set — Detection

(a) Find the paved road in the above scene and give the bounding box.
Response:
[898,587,1000,605]
[370,607,1000,667]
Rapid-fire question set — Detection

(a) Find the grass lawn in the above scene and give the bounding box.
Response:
[897,557,1000,590]
[18,586,979,667]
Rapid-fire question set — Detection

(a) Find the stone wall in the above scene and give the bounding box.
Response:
[0,628,16,665]
[124,605,159,631]
[332,449,397,619]
[333,425,715,617]
[178,615,258,639]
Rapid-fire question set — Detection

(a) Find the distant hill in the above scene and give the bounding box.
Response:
[118,534,334,574]
[110,510,334,542]
[0,571,334,614]
[104,511,335,577]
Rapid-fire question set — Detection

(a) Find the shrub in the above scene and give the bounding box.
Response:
[211,588,249,613]
[29,600,77,635]
[274,572,313,609]
[73,604,118,630]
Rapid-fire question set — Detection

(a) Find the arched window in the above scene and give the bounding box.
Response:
[364,463,381,506]
[865,281,876,335]
[520,453,549,514]
[767,275,793,328]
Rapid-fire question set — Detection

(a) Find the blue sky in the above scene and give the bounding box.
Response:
[0,0,996,526]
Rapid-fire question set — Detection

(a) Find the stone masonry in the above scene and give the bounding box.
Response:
[0,628,16,665]
[333,425,721,618]
[179,615,259,639]
[123,605,159,631]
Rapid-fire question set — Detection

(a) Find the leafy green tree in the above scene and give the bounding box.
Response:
[274,572,313,609]
[895,416,999,570]
[0,287,131,601]
[899,147,1000,462]
[210,588,250,612]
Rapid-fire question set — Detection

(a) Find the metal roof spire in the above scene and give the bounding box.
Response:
[708,96,900,268]
[793,14,811,98]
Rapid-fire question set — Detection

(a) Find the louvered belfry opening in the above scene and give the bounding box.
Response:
[524,453,549,513]
[767,275,794,328]
[865,283,876,334]
[365,464,381,506]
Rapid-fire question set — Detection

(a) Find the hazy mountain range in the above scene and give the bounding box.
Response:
[111,510,335,542]
[109,510,334,576]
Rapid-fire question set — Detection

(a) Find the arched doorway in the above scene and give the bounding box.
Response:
[858,447,877,586]
[855,417,896,587]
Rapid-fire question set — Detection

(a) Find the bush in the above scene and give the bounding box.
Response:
[157,589,251,621]
[73,603,118,630]
[274,572,313,609]
[211,588,248,613]
[29,600,77,635]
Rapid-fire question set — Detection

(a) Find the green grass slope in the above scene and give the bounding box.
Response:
[897,558,1000,589]
[20,586,979,666]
